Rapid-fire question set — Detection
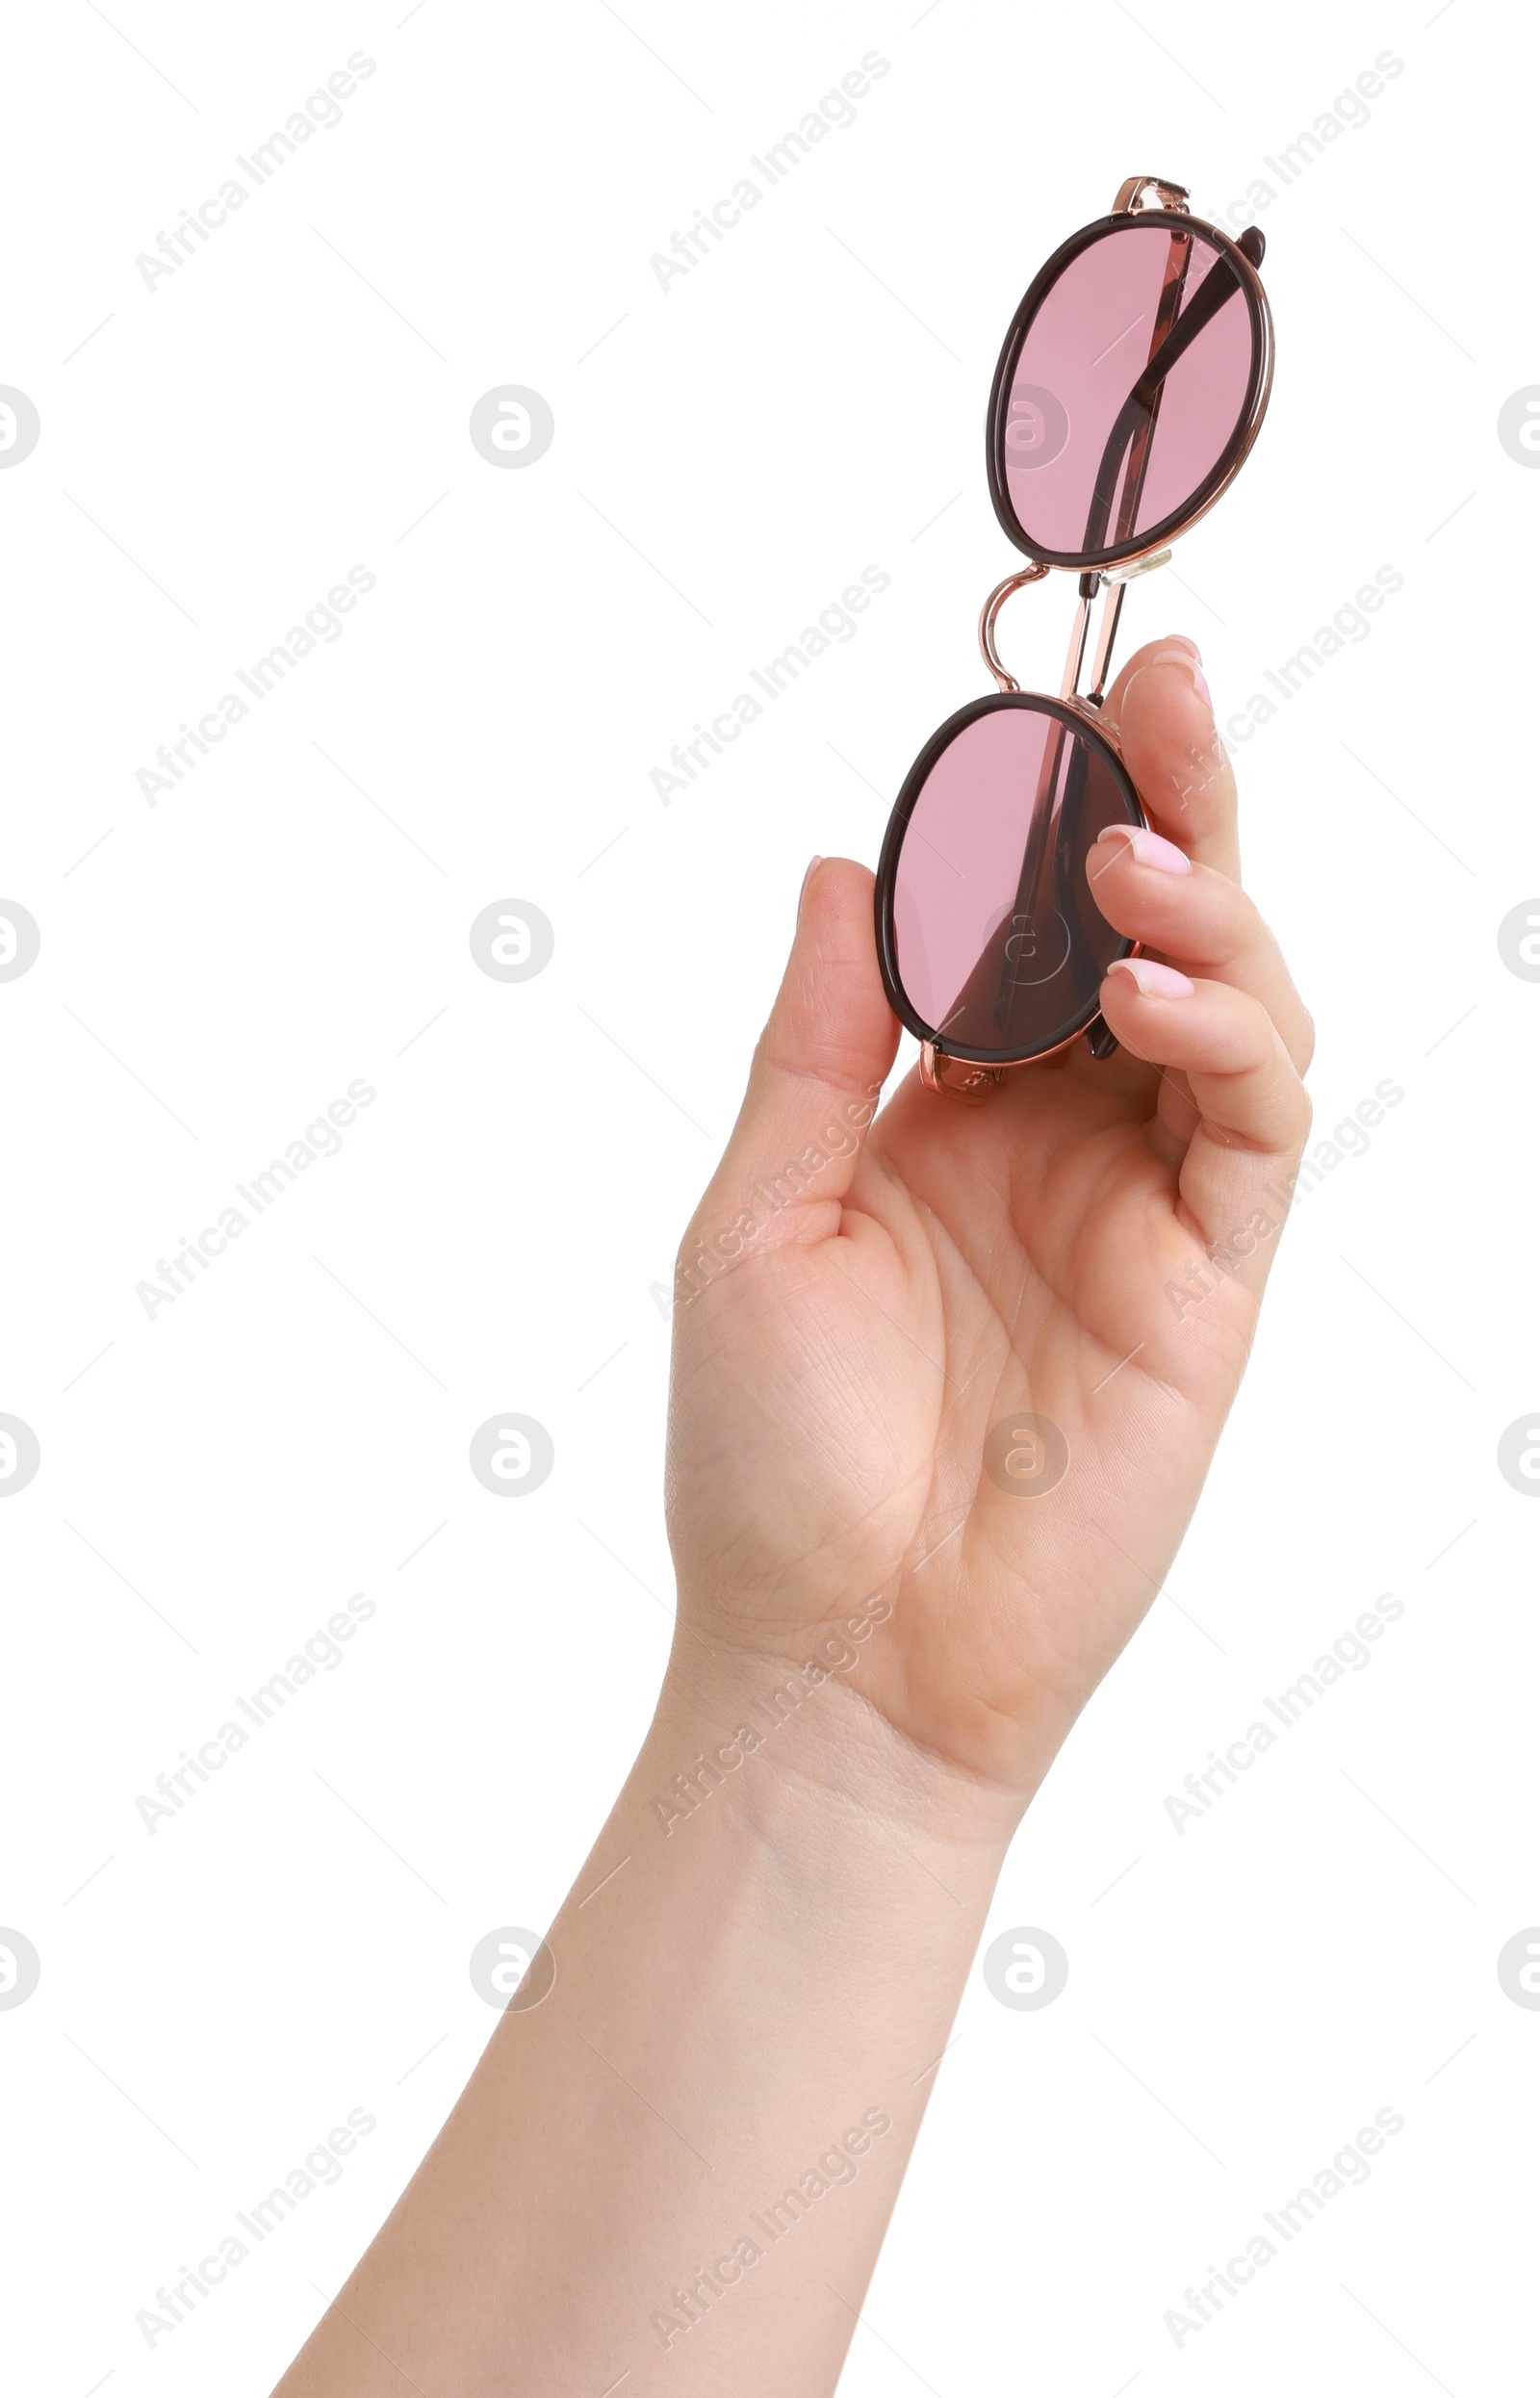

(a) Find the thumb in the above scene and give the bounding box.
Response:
[680,856,900,1278]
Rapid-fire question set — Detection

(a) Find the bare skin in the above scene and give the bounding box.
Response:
[273,637,1311,2396]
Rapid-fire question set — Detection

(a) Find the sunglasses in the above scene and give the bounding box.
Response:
[874,176,1273,1096]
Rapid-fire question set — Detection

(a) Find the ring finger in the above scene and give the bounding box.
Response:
[1086,824,1315,1073]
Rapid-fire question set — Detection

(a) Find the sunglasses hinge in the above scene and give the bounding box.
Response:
[1082,545,1174,703]
[1113,175,1191,216]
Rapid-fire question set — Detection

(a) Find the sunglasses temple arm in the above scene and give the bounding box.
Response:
[1060,583,1096,698]
[1081,253,1242,560]
[1072,230,1195,708]
[1080,250,1248,707]
[1112,232,1194,544]
[1082,580,1126,707]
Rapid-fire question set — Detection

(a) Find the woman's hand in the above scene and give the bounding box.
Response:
[666,637,1313,1813]
[274,638,1313,2398]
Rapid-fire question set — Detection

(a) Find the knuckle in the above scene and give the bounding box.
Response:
[1201,880,1265,967]
[1295,1004,1317,1074]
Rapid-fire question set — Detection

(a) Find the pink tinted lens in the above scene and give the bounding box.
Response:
[1001,222,1255,558]
[892,703,1136,1059]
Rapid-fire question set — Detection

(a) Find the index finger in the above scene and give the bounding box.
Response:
[1100,635,1241,881]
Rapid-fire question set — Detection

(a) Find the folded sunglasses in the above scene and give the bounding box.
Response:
[874,175,1273,1095]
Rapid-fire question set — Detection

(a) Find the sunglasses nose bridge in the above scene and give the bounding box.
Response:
[977,562,1051,694]
[978,551,1172,710]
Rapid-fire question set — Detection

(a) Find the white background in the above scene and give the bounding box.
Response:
[2,2,1536,2391]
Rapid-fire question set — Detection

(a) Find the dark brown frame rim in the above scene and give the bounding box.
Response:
[873,691,1143,1067]
[985,208,1274,573]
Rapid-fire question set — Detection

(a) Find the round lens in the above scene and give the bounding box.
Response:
[881,697,1139,1063]
[991,219,1264,566]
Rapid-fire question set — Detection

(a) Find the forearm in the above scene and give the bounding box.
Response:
[273,1643,1021,2397]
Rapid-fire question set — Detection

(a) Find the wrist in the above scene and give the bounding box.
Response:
[649,1626,1026,1869]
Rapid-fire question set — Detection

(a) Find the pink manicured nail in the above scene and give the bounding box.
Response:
[1094,823,1192,875]
[798,855,823,915]
[1191,663,1214,710]
[1106,956,1195,998]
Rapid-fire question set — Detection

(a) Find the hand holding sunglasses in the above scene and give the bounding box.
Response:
[876,175,1273,1094]
[664,168,1313,1800]
[321,178,1316,2398]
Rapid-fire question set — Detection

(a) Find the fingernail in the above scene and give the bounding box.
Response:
[798,855,824,916]
[1094,823,1193,875]
[1105,956,1194,998]
[1155,642,1213,712]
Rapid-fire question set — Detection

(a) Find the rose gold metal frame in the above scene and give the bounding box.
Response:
[977,564,1049,694]
[906,672,1146,1088]
[887,176,1270,1097]
[984,190,1274,576]
[918,1044,1004,1096]
[1113,175,1192,216]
